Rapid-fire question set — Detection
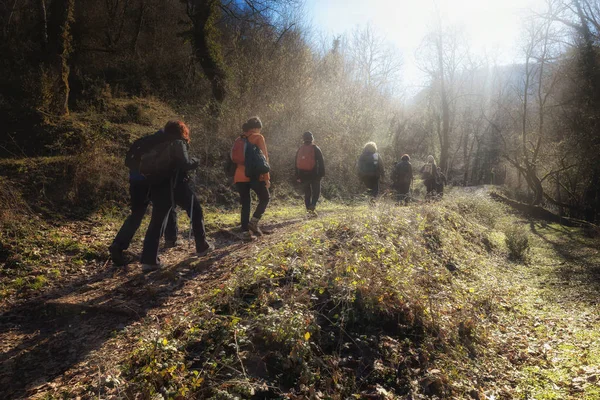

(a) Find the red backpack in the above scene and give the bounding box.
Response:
[231,136,246,164]
[296,144,316,171]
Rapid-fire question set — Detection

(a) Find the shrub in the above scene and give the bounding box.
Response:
[504,224,530,261]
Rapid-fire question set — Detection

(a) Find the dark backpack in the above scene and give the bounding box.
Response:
[124,133,174,182]
[358,152,379,178]
[392,161,412,186]
[244,138,270,179]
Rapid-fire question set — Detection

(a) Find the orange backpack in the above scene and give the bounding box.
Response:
[296,144,316,171]
[231,136,246,164]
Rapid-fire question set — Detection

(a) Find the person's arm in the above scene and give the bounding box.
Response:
[172,140,198,172]
[295,147,300,179]
[315,146,325,177]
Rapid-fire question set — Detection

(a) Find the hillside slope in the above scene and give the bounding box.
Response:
[1,191,600,399]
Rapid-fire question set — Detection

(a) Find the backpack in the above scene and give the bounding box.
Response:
[358,152,379,178]
[231,137,246,165]
[244,139,270,178]
[392,161,411,186]
[125,133,174,181]
[296,144,316,171]
[230,135,270,179]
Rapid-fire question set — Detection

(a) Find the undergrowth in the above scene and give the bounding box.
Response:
[120,194,517,399]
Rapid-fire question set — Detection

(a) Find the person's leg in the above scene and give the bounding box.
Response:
[141,181,172,266]
[237,182,252,231]
[251,180,270,220]
[174,181,209,252]
[311,178,321,210]
[164,208,179,246]
[371,178,380,197]
[303,180,312,210]
[111,181,150,252]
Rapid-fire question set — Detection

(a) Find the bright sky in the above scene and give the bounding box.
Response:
[305,0,546,92]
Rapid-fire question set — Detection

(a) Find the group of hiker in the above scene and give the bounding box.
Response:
[108,116,447,269]
[357,143,447,203]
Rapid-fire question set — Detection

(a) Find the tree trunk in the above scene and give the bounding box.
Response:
[46,0,75,116]
[187,0,227,118]
[437,31,450,173]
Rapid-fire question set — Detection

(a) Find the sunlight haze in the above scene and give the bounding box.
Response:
[306,0,546,90]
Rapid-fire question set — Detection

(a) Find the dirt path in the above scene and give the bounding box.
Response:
[0,215,308,399]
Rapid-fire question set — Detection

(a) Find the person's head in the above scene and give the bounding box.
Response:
[401,154,410,162]
[427,155,436,164]
[364,142,377,153]
[242,116,262,133]
[302,131,314,143]
[164,120,190,143]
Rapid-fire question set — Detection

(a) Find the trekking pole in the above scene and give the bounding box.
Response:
[189,193,194,248]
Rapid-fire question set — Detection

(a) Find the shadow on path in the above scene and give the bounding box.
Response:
[528,221,600,305]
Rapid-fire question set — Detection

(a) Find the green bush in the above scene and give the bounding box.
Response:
[504,224,530,261]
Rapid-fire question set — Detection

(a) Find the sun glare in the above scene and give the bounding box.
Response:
[309,0,546,86]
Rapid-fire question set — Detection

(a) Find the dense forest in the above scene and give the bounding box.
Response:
[2,0,600,219]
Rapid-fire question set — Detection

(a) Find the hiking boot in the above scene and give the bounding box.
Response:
[142,263,162,273]
[164,239,181,249]
[309,209,318,218]
[109,244,127,266]
[195,241,214,257]
[248,217,263,236]
[239,230,255,241]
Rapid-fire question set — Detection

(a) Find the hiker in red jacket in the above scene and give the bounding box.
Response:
[295,131,325,217]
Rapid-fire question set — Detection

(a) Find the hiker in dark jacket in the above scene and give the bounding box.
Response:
[140,120,212,271]
[109,130,179,266]
[295,131,325,217]
[436,167,447,197]
[420,155,439,200]
[358,142,384,198]
[391,154,413,205]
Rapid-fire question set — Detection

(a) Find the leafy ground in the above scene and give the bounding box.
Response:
[1,190,599,399]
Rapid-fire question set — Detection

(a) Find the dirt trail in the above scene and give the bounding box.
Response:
[0,215,309,399]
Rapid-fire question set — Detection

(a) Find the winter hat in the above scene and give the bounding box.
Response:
[302,131,314,142]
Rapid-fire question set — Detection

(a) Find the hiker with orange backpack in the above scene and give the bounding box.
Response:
[231,117,271,240]
[295,131,325,217]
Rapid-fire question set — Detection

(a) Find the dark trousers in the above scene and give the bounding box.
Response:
[141,178,206,265]
[303,178,321,210]
[396,182,411,203]
[111,180,177,251]
[363,177,380,197]
[237,181,270,231]
[425,179,437,199]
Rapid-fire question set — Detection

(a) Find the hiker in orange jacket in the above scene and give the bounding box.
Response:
[295,131,325,217]
[231,116,270,240]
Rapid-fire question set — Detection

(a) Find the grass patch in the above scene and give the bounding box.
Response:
[120,194,521,398]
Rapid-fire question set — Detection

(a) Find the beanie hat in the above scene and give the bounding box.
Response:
[302,131,314,142]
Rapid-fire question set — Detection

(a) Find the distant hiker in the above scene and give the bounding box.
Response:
[231,116,271,240]
[391,154,413,205]
[296,131,325,217]
[420,155,439,200]
[436,167,447,197]
[140,120,213,271]
[358,142,385,198]
[109,130,181,266]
